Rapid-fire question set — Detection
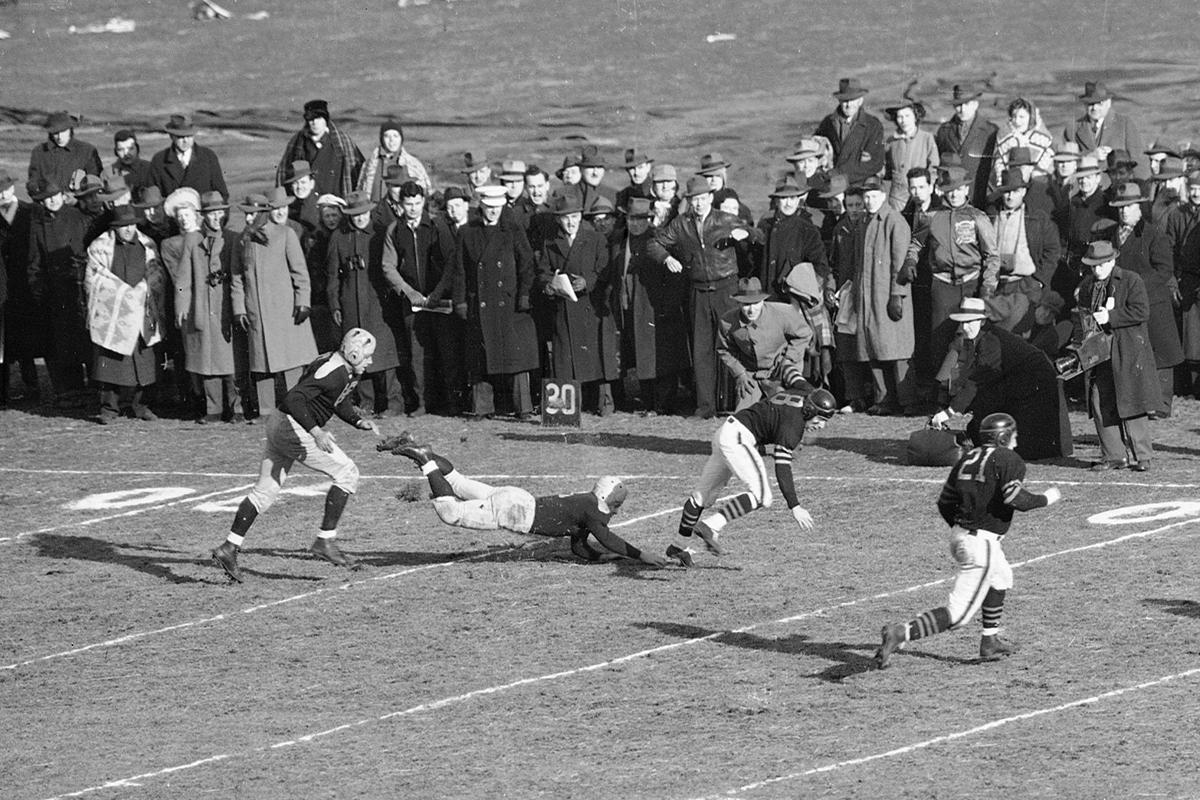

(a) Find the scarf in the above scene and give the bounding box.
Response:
[279,123,360,197]
[356,146,432,198]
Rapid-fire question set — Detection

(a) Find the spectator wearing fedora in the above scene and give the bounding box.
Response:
[994,145,1057,220]
[1074,241,1159,470]
[72,174,112,248]
[993,98,1055,187]
[1148,156,1186,228]
[27,177,92,408]
[1104,182,1182,415]
[105,129,152,195]
[176,191,244,423]
[649,163,681,228]
[281,160,321,243]
[278,100,363,198]
[232,187,318,413]
[932,296,1071,460]
[536,192,618,415]
[647,175,761,417]
[132,186,171,244]
[148,113,229,201]
[1063,81,1149,182]
[380,180,463,416]
[609,197,689,414]
[902,165,1001,386]
[814,78,885,187]
[757,175,830,303]
[1048,143,1083,242]
[1104,149,1142,200]
[495,159,531,230]
[717,277,812,411]
[458,184,540,419]
[325,190,405,417]
[1059,154,1112,305]
[83,205,167,424]
[935,83,999,209]
[835,177,915,415]
[356,119,430,202]
[1164,171,1200,396]
[697,152,753,225]
[986,166,1062,329]
[460,151,493,205]
[1144,140,1179,179]
[883,98,939,212]
[1024,290,1074,358]
[0,174,41,403]
[577,145,614,217]
[615,148,654,217]
[28,111,103,193]
[369,164,414,233]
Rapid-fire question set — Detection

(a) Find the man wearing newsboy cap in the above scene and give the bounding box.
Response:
[1062,81,1149,181]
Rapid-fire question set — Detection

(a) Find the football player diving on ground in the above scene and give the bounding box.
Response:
[380,435,667,568]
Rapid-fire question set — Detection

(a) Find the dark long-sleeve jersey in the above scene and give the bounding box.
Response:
[733,390,811,509]
[531,492,642,561]
[281,353,366,433]
[937,445,1047,535]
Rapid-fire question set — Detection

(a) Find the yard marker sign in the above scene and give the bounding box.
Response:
[541,378,581,427]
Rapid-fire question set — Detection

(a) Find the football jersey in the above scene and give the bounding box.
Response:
[281,353,363,432]
[734,390,810,451]
[937,445,1028,535]
[531,492,613,538]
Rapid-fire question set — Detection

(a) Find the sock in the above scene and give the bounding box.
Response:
[321,486,351,531]
[317,529,337,540]
[421,462,455,498]
[981,588,1006,633]
[678,497,703,537]
[906,607,952,641]
[225,533,244,548]
[433,453,455,474]
[711,492,756,525]
[230,498,258,537]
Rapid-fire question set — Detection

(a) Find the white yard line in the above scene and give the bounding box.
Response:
[36,516,1200,800]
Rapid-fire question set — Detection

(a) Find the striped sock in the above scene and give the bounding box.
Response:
[714,492,757,525]
[906,607,952,641]
[981,589,1006,632]
[678,497,703,538]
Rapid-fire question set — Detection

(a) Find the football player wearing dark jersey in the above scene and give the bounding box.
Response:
[875,412,1062,668]
[382,439,667,567]
[211,329,381,583]
[666,386,838,567]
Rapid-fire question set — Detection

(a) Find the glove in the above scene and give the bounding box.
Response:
[516,295,531,313]
[235,313,250,331]
[928,409,953,429]
[896,263,914,286]
[790,506,814,531]
[293,305,311,325]
[1092,307,1109,326]
[887,294,904,322]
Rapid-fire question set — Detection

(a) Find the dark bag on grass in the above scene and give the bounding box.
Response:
[906,428,966,466]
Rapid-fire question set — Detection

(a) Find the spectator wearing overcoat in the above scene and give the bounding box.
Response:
[0,177,40,401]
[28,112,103,191]
[231,188,318,414]
[934,83,999,209]
[986,167,1062,329]
[814,79,885,187]
[278,100,364,198]
[458,185,540,418]
[1163,173,1200,394]
[1062,82,1149,182]
[536,192,618,415]
[148,114,229,200]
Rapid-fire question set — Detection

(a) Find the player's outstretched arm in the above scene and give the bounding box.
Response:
[589,523,667,567]
[1003,480,1059,511]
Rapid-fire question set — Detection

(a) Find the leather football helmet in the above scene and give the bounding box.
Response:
[979,412,1018,448]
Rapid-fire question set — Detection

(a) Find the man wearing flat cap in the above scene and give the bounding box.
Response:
[148,113,229,201]
[934,83,999,209]
[814,79,886,187]
[1063,81,1149,182]
[105,130,153,195]
[647,175,762,418]
[28,111,103,192]
[278,100,363,198]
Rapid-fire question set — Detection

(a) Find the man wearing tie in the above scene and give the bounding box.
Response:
[1062,81,1149,182]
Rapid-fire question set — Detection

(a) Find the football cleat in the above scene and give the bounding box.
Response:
[310,537,359,569]
[979,634,1017,661]
[394,443,434,465]
[874,623,907,669]
[375,430,414,453]
[692,521,724,555]
[211,541,242,583]
[665,544,694,568]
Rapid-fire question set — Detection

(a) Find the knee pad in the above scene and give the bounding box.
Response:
[332,461,359,494]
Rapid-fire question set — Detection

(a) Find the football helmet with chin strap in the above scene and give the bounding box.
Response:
[339,328,376,369]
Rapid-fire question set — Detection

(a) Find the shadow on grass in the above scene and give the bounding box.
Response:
[805,435,906,465]
[498,430,709,455]
[1144,598,1200,619]
[637,621,974,680]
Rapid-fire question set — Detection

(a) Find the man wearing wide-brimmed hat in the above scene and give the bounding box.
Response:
[576,144,614,218]
[647,175,761,417]
[280,159,320,241]
[1103,182,1183,416]
[278,99,364,199]
[1062,81,1149,181]
[232,185,317,414]
[986,166,1062,329]
[1148,156,1187,226]
[83,204,167,424]
[758,175,829,307]
[934,82,999,209]
[615,147,654,216]
[148,113,229,201]
[1073,240,1159,470]
[1060,154,1110,302]
[814,78,885,186]
[28,111,103,192]
[535,191,618,416]
[715,277,812,411]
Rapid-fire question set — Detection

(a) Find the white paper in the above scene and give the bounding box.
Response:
[550,272,578,302]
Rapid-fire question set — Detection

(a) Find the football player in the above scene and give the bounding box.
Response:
[380,437,667,568]
[210,329,381,583]
[875,412,1062,667]
[666,385,838,567]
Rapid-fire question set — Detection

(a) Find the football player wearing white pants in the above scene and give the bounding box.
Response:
[211,329,380,583]
[380,437,666,567]
[875,412,1062,667]
[667,386,838,567]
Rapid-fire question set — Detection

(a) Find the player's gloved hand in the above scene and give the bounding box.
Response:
[639,549,668,568]
[1043,487,1062,505]
[928,409,953,429]
[790,505,815,531]
[293,305,311,325]
[887,294,904,321]
[312,426,336,453]
[235,313,250,331]
[516,295,531,313]
[896,263,915,286]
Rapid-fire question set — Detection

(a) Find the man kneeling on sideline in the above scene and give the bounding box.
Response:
[380,435,667,567]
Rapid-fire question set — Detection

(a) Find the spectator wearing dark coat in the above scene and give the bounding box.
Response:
[1057,155,1109,307]
[105,130,153,195]
[1163,173,1200,396]
[814,79,885,187]
[28,112,103,191]
[148,114,229,201]
[1075,241,1159,471]
[1105,183,1183,415]
[0,176,40,402]
[986,167,1062,330]
[934,83,998,209]
[278,100,364,199]
[1062,82,1149,182]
